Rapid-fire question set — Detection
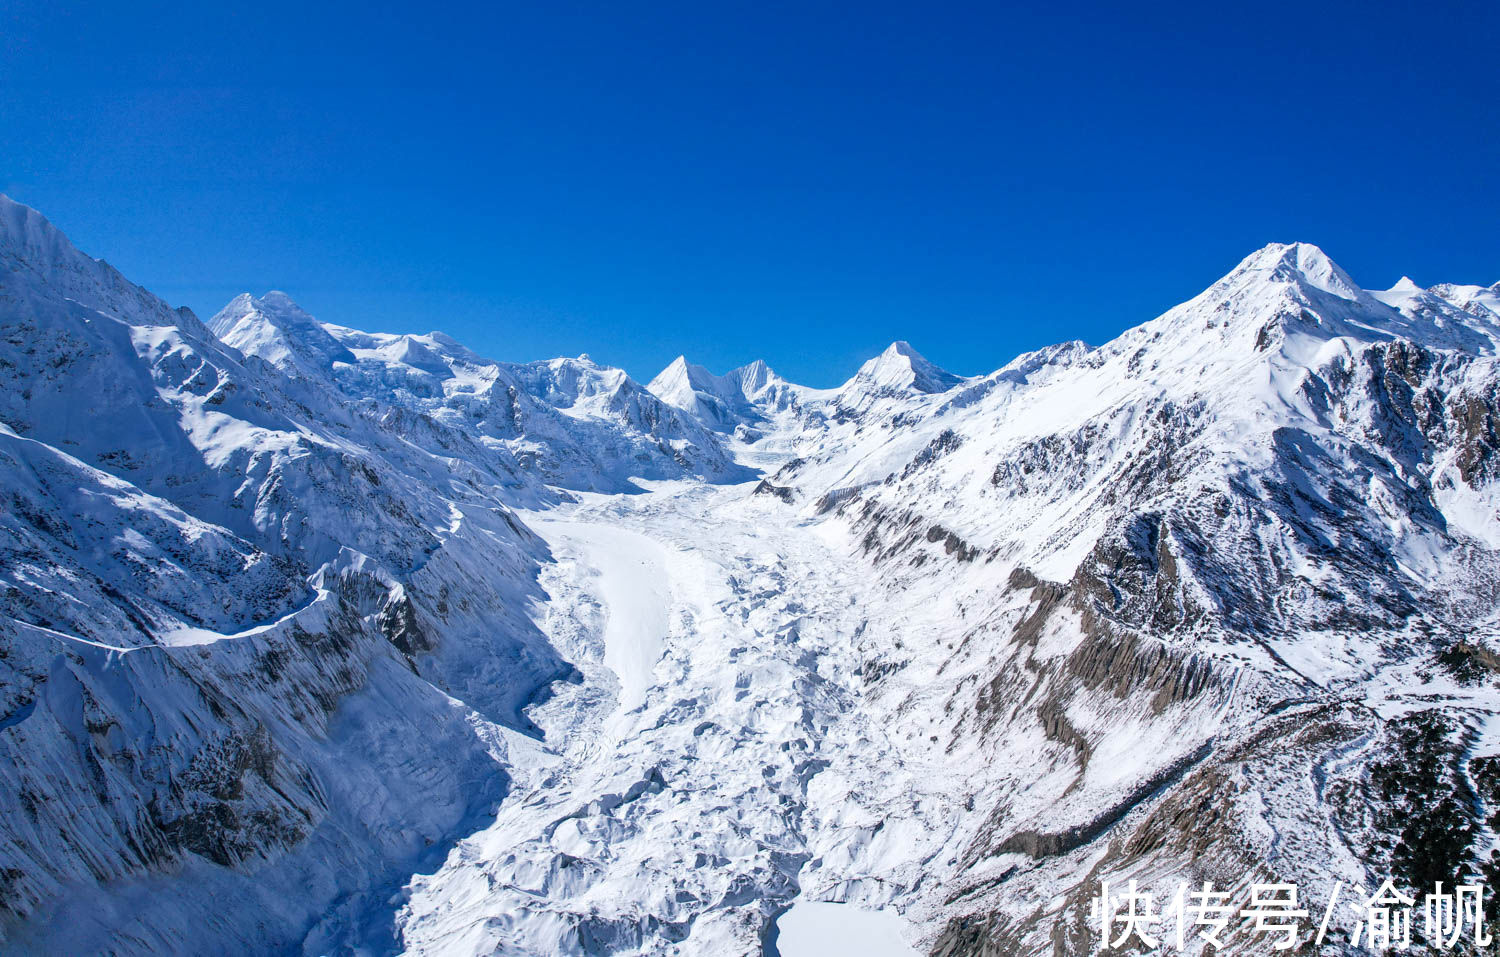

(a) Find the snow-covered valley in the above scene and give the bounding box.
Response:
[3,193,1500,955]
[395,481,935,954]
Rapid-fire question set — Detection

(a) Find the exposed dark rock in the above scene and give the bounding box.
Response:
[930,910,1029,957]
[986,742,1212,861]
[379,591,432,661]
[926,525,978,562]
[753,480,795,503]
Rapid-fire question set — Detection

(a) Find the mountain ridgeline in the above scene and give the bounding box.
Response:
[1,194,1498,955]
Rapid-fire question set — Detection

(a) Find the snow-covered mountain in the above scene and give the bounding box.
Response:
[3,191,1498,956]
[211,292,748,491]
[0,195,608,951]
[647,355,815,439]
[844,338,966,396]
[738,242,1500,952]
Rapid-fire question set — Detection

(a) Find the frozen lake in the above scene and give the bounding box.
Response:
[770,901,918,957]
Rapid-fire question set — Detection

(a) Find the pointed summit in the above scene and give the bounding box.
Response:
[1370,275,1429,311]
[646,355,799,431]
[1124,241,1500,361]
[1140,240,1412,351]
[647,355,790,404]
[1230,242,1364,301]
[732,358,776,396]
[210,291,355,370]
[1238,242,1380,305]
[647,356,712,405]
[850,341,963,395]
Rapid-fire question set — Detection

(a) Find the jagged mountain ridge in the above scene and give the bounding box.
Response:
[0,196,582,951]
[646,355,808,434]
[212,292,749,492]
[2,190,1498,957]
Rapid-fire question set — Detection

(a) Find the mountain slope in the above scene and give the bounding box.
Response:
[0,195,570,952]
[754,242,1500,953]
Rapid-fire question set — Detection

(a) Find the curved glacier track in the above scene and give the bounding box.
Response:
[525,518,672,717]
[392,481,939,956]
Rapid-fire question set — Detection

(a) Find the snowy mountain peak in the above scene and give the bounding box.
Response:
[258,289,307,312]
[210,290,355,369]
[1124,240,1441,363]
[0,196,117,283]
[645,355,801,433]
[1430,281,1500,316]
[650,354,785,395]
[648,355,717,398]
[1233,240,1364,301]
[0,194,212,339]
[848,339,963,395]
[733,358,777,396]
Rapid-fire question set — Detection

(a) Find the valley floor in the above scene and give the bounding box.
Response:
[394,478,938,955]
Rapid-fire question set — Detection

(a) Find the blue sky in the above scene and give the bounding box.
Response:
[3,1,1496,386]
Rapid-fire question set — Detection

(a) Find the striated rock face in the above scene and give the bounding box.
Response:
[4,195,1500,957]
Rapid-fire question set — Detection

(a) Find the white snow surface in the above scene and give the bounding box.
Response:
[525,517,671,715]
[772,901,918,957]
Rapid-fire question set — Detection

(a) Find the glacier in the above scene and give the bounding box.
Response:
[2,193,1499,955]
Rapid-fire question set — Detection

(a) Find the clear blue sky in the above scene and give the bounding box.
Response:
[3,1,1496,386]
